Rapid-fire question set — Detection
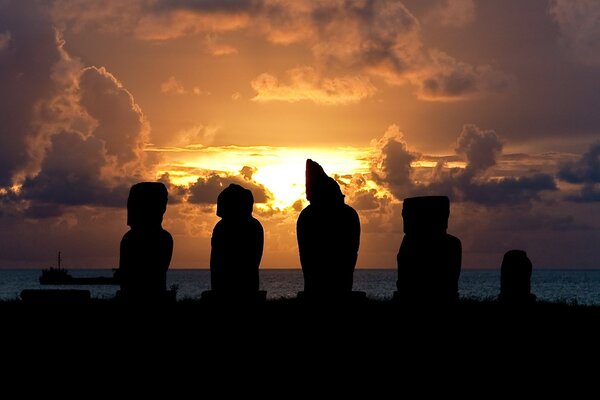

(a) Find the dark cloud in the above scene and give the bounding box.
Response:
[310,1,420,71]
[240,166,256,180]
[426,0,475,28]
[79,67,148,167]
[371,124,556,205]
[339,173,391,212]
[550,0,600,66]
[157,173,188,204]
[0,1,152,215]
[370,125,417,200]
[455,124,503,174]
[558,142,600,202]
[0,2,61,186]
[415,51,514,100]
[23,203,65,219]
[458,174,557,205]
[188,172,271,205]
[348,189,386,211]
[20,132,131,208]
[52,0,511,101]
[566,184,600,203]
[16,64,151,210]
[558,142,600,184]
[149,0,260,13]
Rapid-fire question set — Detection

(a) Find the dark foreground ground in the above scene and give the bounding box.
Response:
[2,297,600,391]
[3,296,600,340]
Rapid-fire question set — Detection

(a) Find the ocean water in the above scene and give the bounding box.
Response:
[2,269,600,304]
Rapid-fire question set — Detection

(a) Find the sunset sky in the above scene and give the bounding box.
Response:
[1,0,599,269]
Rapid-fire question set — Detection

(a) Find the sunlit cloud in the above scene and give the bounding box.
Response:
[169,124,219,147]
[187,171,272,205]
[135,9,250,41]
[3,0,600,270]
[150,144,374,210]
[251,67,377,105]
[203,34,238,56]
[370,124,557,204]
[18,61,151,212]
[51,0,511,102]
[160,76,186,95]
[51,0,143,34]
[0,2,151,214]
[160,76,209,96]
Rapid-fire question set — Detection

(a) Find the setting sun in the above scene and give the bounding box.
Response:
[153,145,373,209]
[2,0,599,272]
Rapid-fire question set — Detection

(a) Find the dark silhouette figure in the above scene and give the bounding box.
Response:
[499,249,536,304]
[297,159,361,295]
[395,196,462,303]
[209,183,264,294]
[118,182,173,302]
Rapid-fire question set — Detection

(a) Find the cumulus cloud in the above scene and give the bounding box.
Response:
[455,124,503,175]
[571,185,600,202]
[0,1,152,215]
[370,124,557,205]
[370,124,418,199]
[18,62,151,211]
[251,66,376,105]
[558,142,600,183]
[334,173,391,212]
[558,141,600,202]
[188,170,272,205]
[550,0,600,65]
[258,1,509,101]
[307,1,421,70]
[20,132,132,209]
[0,2,63,187]
[51,0,511,102]
[79,66,148,171]
[348,189,382,211]
[160,76,209,96]
[409,51,514,101]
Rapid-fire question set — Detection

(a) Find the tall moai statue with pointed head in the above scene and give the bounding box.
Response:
[296,159,361,294]
[396,196,462,303]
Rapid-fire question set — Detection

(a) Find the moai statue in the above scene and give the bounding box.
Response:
[498,249,536,304]
[395,196,462,304]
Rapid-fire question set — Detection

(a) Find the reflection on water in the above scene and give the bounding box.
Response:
[0,269,599,304]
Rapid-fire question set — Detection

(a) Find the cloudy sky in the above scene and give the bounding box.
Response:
[1,0,599,269]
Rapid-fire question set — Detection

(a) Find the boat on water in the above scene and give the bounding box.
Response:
[39,252,119,285]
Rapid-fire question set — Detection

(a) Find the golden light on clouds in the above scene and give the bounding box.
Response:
[411,160,466,169]
[250,67,377,105]
[150,145,373,209]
